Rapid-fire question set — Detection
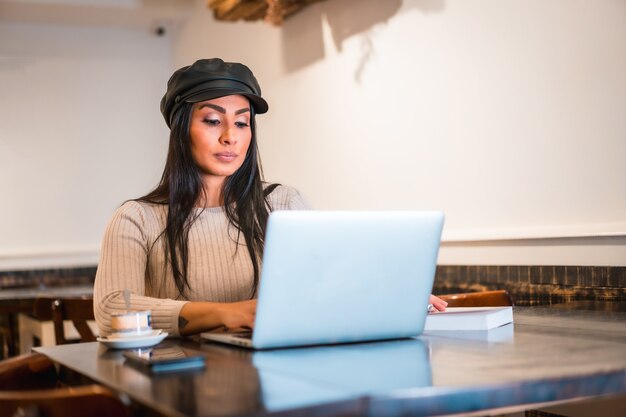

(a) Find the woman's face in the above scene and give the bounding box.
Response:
[189,94,252,184]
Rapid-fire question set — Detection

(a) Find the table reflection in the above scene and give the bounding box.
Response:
[95,341,261,417]
[84,337,431,416]
[251,338,432,411]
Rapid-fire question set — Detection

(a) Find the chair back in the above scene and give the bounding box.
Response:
[32,297,96,345]
[0,352,56,390]
[439,290,514,307]
[0,352,129,417]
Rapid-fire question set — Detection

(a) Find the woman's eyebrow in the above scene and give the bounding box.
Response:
[198,103,250,115]
[198,103,226,113]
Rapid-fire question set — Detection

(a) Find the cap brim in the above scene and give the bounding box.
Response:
[185,88,268,114]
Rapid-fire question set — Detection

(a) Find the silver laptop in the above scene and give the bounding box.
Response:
[201,210,444,349]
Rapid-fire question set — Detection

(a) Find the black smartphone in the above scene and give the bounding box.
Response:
[123,346,206,374]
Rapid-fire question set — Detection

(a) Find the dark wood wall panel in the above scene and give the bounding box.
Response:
[434,265,626,305]
[0,267,96,289]
[2,264,624,306]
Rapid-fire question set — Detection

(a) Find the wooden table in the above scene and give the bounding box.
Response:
[32,304,626,417]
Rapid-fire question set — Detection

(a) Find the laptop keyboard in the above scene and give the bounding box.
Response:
[232,331,253,340]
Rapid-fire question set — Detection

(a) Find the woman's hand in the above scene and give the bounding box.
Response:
[178,299,257,336]
[429,294,448,312]
[215,299,257,331]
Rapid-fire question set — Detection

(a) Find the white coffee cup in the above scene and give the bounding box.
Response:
[110,310,152,338]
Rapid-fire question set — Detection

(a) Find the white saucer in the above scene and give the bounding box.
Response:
[107,329,160,340]
[97,330,168,349]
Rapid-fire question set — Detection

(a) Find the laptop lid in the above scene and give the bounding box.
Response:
[251,210,444,349]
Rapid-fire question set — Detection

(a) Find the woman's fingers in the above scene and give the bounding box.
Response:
[429,294,448,312]
[220,300,257,330]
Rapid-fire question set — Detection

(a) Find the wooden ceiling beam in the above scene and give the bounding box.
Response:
[207,0,327,26]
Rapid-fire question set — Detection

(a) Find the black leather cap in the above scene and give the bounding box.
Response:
[160,58,268,128]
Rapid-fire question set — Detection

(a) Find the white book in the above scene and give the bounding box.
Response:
[422,322,514,343]
[423,306,513,331]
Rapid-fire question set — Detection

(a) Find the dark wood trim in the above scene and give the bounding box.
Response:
[0,267,96,290]
[434,265,626,306]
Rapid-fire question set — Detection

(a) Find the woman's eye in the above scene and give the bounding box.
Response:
[203,118,220,126]
[235,122,249,128]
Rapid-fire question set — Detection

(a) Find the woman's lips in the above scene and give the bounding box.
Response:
[214,152,237,162]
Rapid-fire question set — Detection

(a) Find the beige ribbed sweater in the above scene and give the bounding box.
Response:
[94,185,307,337]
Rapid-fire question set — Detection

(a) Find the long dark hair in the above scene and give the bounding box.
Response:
[138,101,270,299]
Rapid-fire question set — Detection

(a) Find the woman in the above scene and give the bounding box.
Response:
[94,58,446,338]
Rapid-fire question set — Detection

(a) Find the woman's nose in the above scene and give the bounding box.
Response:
[219,126,237,145]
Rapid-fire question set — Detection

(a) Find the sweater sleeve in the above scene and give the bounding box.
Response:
[93,201,188,337]
[268,185,311,211]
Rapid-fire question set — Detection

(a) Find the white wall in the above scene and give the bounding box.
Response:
[173,0,626,266]
[0,20,171,270]
[1,0,624,269]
